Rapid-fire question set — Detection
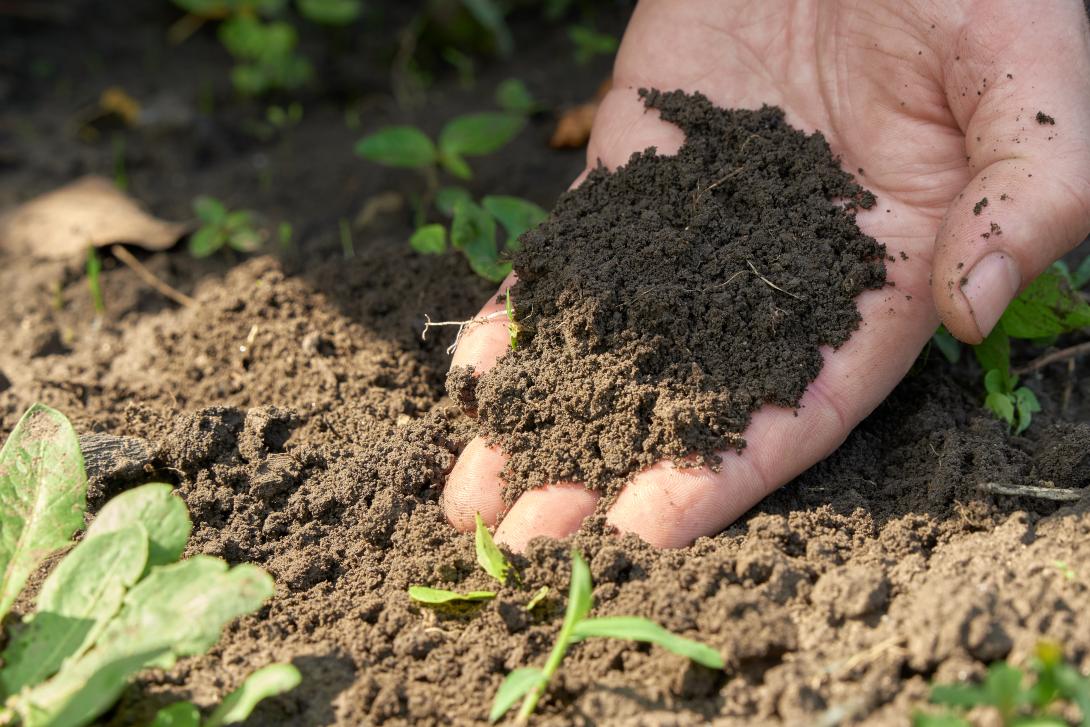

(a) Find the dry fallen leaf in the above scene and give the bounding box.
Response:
[0,176,188,260]
[550,78,612,149]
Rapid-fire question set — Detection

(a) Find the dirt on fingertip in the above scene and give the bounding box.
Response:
[471,89,886,503]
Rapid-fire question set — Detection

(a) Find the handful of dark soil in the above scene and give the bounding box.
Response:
[457,89,886,503]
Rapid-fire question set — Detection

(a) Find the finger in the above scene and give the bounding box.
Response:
[494,482,599,553]
[450,273,517,375]
[442,437,506,531]
[606,260,939,547]
[932,1,1090,343]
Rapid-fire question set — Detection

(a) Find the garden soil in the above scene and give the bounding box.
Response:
[2,4,1090,727]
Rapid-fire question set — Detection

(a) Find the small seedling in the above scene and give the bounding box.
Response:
[567,24,618,64]
[86,246,105,317]
[189,195,266,258]
[0,404,298,726]
[506,289,518,350]
[913,641,1090,726]
[409,513,532,605]
[495,79,539,115]
[446,195,546,282]
[982,367,1040,435]
[489,549,724,723]
[151,663,302,726]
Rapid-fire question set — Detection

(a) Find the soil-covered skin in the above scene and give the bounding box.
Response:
[2,4,1090,727]
[470,88,886,501]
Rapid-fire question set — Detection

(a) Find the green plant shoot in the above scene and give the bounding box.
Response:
[506,289,518,350]
[490,549,724,723]
[189,195,266,258]
[86,247,105,316]
[151,662,303,727]
[408,512,514,605]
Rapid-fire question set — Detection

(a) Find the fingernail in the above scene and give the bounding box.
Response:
[963,251,1021,337]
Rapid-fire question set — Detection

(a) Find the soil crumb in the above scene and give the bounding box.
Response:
[974,197,989,215]
[1036,111,1056,125]
[471,89,886,501]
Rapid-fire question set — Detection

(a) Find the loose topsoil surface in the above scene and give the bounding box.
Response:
[469,88,886,501]
[3,4,1090,727]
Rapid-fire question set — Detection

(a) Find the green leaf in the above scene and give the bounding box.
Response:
[974,326,1010,376]
[932,327,961,364]
[986,391,1015,426]
[409,224,447,255]
[188,227,226,258]
[489,667,545,722]
[296,0,361,25]
[911,714,973,727]
[930,682,990,708]
[408,586,496,604]
[481,195,547,251]
[495,79,536,114]
[451,199,508,282]
[439,112,525,158]
[984,368,1007,395]
[983,662,1027,717]
[206,663,302,727]
[566,549,593,625]
[355,127,437,168]
[524,585,549,612]
[0,525,148,696]
[0,404,87,621]
[460,0,513,57]
[84,483,191,567]
[1014,387,1041,435]
[228,228,264,253]
[150,702,201,727]
[193,195,227,224]
[1073,256,1090,289]
[230,64,271,96]
[570,616,724,669]
[1000,270,1090,338]
[436,186,472,217]
[474,512,511,585]
[1052,662,1090,724]
[438,150,473,180]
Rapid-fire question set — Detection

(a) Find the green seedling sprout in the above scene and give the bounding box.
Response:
[913,641,1090,727]
[409,513,521,605]
[0,404,297,726]
[151,663,302,727]
[490,549,724,723]
[339,217,355,259]
[189,195,266,258]
[930,263,1090,433]
[86,246,105,317]
[495,79,539,115]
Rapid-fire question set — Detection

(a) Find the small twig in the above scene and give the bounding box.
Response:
[1012,341,1090,375]
[979,481,1084,502]
[747,260,804,301]
[110,245,195,307]
[422,311,509,355]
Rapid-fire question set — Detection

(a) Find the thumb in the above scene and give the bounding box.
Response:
[933,1,1090,344]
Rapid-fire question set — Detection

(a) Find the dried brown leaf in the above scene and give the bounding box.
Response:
[0,176,188,260]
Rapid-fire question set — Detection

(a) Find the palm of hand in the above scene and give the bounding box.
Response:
[443,0,1090,549]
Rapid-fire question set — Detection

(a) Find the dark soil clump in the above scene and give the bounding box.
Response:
[473,89,886,501]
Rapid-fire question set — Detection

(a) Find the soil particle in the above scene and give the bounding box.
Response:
[973,197,988,215]
[445,365,478,412]
[1036,111,1056,125]
[474,89,886,501]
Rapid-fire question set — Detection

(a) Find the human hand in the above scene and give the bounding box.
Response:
[443,0,1090,550]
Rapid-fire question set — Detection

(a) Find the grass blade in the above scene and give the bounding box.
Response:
[475,512,511,585]
[489,667,544,722]
[0,404,87,621]
[571,616,724,669]
[150,702,200,727]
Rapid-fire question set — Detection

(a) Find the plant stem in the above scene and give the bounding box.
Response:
[979,481,1083,502]
[517,619,574,722]
[339,218,354,259]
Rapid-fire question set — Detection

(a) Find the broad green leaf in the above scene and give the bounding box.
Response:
[436,186,472,217]
[451,199,506,282]
[439,112,525,158]
[911,714,972,727]
[985,391,1015,426]
[296,0,361,25]
[193,195,227,224]
[566,549,593,625]
[355,127,437,169]
[930,682,989,708]
[571,616,724,669]
[228,228,264,253]
[489,667,544,723]
[10,647,170,727]
[525,585,549,611]
[974,326,1010,377]
[409,225,447,255]
[0,404,87,621]
[984,368,1007,395]
[460,0,513,57]
[481,195,547,251]
[219,16,266,59]
[224,210,254,231]
[438,150,473,180]
[206,663,302,727]
[983,661,1027,716]
[85,483,191,567]
[931,327,961,364]
[495,79,536,114]
[1000,270,1090,338]
[1053,662,1090,722]
[475,513,511,585]
[230,64,271,96]
[408,586,496,604]
[0,525,148,696]
[150,702,201,727]
[1014,387,1041,435]
[188,227,226,258]
[254,21,299,60]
